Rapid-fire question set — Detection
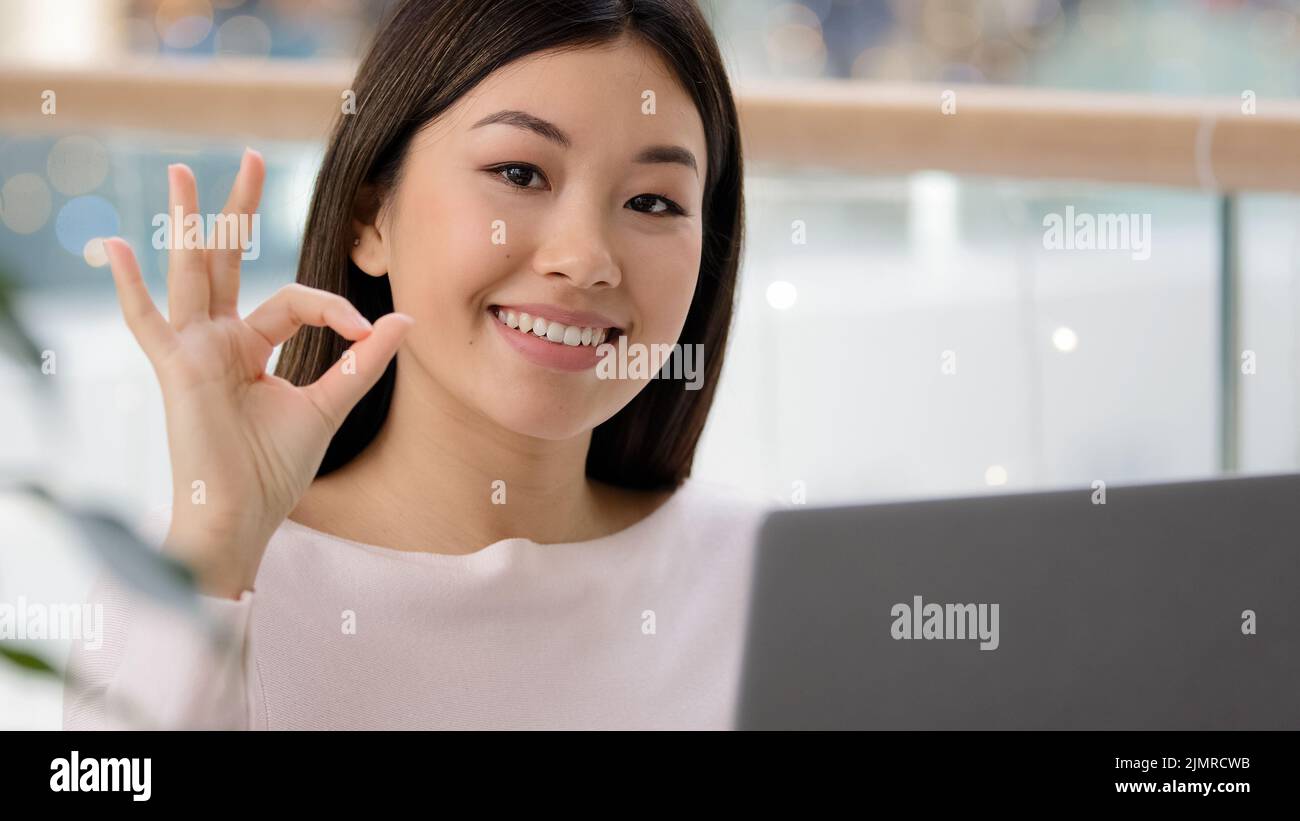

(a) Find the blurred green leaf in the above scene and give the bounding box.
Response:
[15,483,200,616]
[0,643,60,678]
[0,261,43,370]
[65,507,201,616]
[0,268,220,720]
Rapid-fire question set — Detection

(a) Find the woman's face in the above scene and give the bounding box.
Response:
[354,35,708,441]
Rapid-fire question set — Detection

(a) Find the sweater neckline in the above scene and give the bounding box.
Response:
[278,480,689,563]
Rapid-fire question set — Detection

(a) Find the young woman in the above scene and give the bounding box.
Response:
[64,0,765,730]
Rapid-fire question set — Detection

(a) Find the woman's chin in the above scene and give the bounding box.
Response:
[478,394,612,442]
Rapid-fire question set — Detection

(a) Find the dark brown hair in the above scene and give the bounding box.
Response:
[274,0,745,490]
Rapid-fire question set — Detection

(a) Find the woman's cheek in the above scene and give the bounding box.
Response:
[397,191,502,312]
[637,242,700,344]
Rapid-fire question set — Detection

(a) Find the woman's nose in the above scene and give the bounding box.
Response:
[529,200,622,289]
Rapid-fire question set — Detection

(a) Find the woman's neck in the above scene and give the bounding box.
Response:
[289,367,666,554]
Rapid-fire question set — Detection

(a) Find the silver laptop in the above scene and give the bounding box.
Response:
[735,473,1300,730]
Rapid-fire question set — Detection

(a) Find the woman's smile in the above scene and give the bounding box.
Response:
[488,304,621,372]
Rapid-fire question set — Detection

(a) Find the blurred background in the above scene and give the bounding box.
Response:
[1,0,1298,727]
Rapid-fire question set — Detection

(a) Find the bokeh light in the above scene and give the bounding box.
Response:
[766,280,798,310]
[1004,0,1066,52]
[1052,326,1079,353]
[155,0,214,49]
[985,465,1009,486]
[82,237,109,268]
[55,195,120,256]
[46,136,110,197]
[765,4,828,77]
[216,14,273,57]
[1,173,53,234]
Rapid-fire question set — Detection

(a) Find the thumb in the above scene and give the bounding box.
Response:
[301,312,414,431]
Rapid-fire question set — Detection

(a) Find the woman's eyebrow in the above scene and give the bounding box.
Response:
[635,144,698,177]
[470,109,698,176]
[471,109,571,148]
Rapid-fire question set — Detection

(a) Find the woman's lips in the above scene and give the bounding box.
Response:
[488,307,614,373]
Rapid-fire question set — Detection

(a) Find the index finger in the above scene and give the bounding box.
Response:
[104,237,178,365]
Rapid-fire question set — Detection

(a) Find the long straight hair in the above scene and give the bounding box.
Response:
[274,0,745,490]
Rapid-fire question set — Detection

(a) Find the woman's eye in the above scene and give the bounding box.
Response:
[491,164,547,190]
[488,166,685,217]
[627,194,687,217]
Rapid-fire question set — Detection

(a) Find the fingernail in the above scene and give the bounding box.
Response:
[394,312,415,325]
[354,313,372,329]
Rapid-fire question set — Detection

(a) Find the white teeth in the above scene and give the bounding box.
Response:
[493,308,611,347]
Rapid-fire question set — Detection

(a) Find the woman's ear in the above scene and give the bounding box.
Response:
[350,183,389,277]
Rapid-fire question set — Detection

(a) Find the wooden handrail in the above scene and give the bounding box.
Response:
[2,58,1299,192]
[737,81,1300,193]
[0,59,356,144]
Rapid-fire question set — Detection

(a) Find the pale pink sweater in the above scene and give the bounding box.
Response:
[62,479,770,730]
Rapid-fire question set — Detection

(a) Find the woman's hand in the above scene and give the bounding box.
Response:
[104,149,412,598]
